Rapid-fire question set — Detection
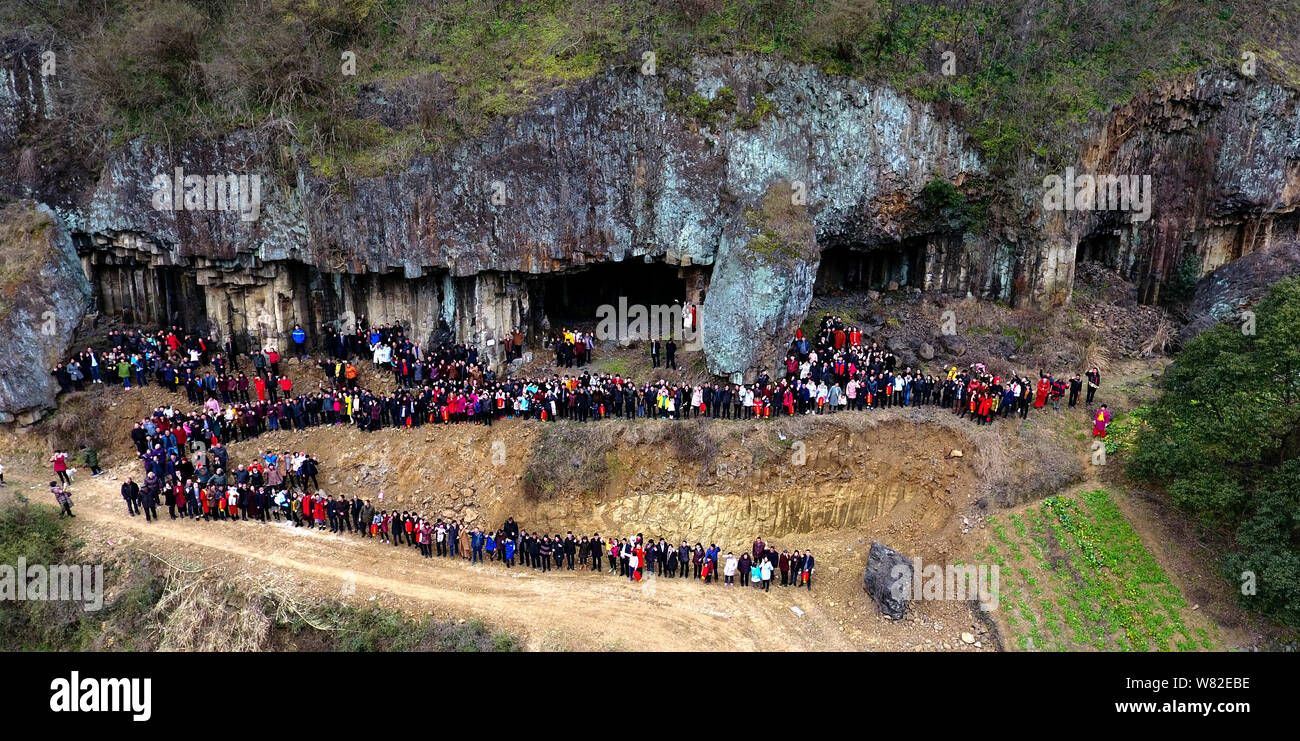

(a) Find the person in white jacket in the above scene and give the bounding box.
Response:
[723,552,738,586]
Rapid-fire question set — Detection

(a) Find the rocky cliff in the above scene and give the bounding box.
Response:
[2,35,1299,419]
[0,201,93,424]
[1036,71,1300,307]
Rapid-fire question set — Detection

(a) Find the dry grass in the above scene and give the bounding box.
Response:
[38,389,110,454]
[1140,311,1174,357]
[1082,336,1114,374]
[150,565,276,652]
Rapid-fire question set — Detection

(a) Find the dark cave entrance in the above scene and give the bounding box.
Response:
[1075,232,1123,271]
[535,260,689,329]
[815,243,925,295]
[90,261,206,331]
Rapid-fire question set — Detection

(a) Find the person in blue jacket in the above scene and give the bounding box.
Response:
[471,527,484,564]
[502,536,515,568]
[291,324,307,360]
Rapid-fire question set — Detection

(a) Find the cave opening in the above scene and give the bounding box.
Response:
[535,260,688,329]
[815,243,925,295]
[1075,232,1122,270]
[90,261,206,331]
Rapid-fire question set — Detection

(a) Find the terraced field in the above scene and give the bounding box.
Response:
[984,489,1216,652]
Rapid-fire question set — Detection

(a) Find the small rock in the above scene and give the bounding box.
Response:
[961,632,975,644]
[790,606,804,617]
[949,449,963,458]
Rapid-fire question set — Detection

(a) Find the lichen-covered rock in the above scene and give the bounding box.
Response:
[702,184,820,377]
[0,201,93,424]
[1177,239,1300,346]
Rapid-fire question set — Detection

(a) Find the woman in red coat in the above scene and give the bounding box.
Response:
[313,497,326,529]
[1035,376,1051,408]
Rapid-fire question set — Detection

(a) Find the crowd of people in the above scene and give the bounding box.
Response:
[98,312,1105,454]
[107,418,819,591]
[28,307,1124,605]
[115,443,322,525]
[111,440,817,591]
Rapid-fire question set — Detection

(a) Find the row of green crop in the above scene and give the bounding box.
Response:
[985,491,1212,652]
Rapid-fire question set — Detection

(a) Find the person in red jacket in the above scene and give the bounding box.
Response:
[1035,375,1051,409]
[313,496,326,529]
[254,375,267,402]
[1093,405,1112,437]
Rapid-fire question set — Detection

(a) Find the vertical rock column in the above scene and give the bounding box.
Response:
[0,202,92,424]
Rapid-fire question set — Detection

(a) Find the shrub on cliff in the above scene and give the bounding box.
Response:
[1128,277,1300,628]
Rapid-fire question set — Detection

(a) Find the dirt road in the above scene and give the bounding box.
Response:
[70,463,916,652]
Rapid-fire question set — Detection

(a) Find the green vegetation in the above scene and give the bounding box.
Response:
[918,177,975,231]
[740,183,816,267]
[1161,254,1204,305]
[668,85,738,126]
[1103,403,1150,457]
[1128,277,1300,629]
[291,606,520,652]
[986,490,1210,651]
[0,500,164,650]
[735,92,777,129]
[6,0,1293,176]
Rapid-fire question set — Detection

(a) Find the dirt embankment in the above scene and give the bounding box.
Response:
[50,402,1030,652]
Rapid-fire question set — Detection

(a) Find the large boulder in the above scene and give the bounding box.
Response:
[863,542,913,619]
[1177,239,1300,348]
[0,201,93,425]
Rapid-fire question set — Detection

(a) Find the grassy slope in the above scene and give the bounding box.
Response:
[3,0,1297,179]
